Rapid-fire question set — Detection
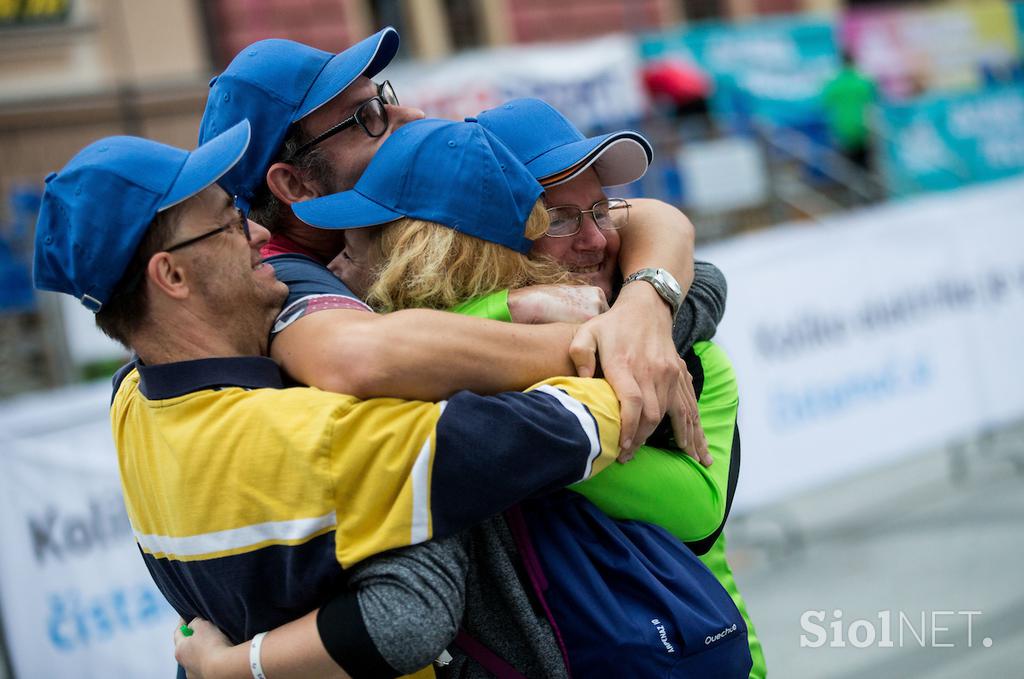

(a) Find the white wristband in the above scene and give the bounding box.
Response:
[250,631,268,679]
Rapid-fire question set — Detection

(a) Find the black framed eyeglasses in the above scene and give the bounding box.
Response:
[545,198,631,238]
[164,207,250,253]
[289,81,399,160]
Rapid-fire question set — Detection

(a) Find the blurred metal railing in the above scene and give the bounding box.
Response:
[754,120,884,212]
[623,113,896,237]
[632,101,998,235]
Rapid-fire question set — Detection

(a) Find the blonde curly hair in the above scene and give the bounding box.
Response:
[366,200,572,312]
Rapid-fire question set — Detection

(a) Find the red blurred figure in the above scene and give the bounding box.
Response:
[642,58,713,119]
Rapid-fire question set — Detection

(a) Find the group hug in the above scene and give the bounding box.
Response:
[33,25,765,679]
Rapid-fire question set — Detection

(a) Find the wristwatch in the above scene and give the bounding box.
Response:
[622,267,682,318]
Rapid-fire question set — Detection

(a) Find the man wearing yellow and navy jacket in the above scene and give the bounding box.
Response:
[111,357,619,647]
[33,127,623,658]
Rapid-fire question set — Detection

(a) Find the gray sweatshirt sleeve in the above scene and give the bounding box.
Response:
[348,535,470,674]
[672,260,728,355]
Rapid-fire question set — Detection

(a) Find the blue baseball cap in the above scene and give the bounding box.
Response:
[475,98,653,188]
[198,28,400,212]
[33,120,252,312]
[292,119,541,254]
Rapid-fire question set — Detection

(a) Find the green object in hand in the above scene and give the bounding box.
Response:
[180,624,194,637]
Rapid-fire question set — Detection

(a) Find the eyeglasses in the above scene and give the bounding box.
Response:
[544,198,631,238]
[164,207,251,253]
[289,81,399,160]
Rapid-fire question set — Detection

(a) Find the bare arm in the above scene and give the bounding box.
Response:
[174,536,470,679]
[272,307,577,400]
[270,200,699,453]
[617,198,696,293]
[175,614,348,679]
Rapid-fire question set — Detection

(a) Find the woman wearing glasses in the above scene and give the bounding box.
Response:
[174,114,761,678]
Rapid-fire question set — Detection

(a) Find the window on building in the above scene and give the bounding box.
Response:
[368,0,405,32]
[683,0,725,22]
[848,0,925,5]
[444,0,484,50]
[754,0,799,14]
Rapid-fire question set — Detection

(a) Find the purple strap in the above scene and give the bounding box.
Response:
[453,629,528,679]
[504,505,573,678]
[453,506,574,678]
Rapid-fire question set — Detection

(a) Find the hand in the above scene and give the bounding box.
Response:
[669,358,711,466]
[508,284,609,324]
[570,282,707,459]
[174,617,231,679]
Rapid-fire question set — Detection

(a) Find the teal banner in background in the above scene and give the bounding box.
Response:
[878,85,1024,196]
[640,17,839,126]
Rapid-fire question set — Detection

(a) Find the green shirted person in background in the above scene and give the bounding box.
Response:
[822,50,878,171]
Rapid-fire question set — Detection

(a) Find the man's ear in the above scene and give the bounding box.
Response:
[266,162,321,206]
[146,252,190,301]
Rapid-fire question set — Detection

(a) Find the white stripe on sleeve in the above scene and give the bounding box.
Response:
[410,401,445,544]
[534,385,602,482]
[134,511,337,559]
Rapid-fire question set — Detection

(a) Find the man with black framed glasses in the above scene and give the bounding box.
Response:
[287,81,399,161]
[198,27,709,459]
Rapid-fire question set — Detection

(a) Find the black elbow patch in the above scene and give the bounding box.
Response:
[317,592,399,679]
[685,420,741,556]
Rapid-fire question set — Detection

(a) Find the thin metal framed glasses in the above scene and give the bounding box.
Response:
[544,198,631,238]
[164,206,251,253]
[289,81,399,160]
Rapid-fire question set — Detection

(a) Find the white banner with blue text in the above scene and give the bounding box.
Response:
[0,383,177,678]
[701,177,1024,511]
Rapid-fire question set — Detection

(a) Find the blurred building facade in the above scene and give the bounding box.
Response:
[204,0,840,68]
[0,0,847,205]
[0,1,209,197]
[0,1,213,395]
[2,0,1021,395]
